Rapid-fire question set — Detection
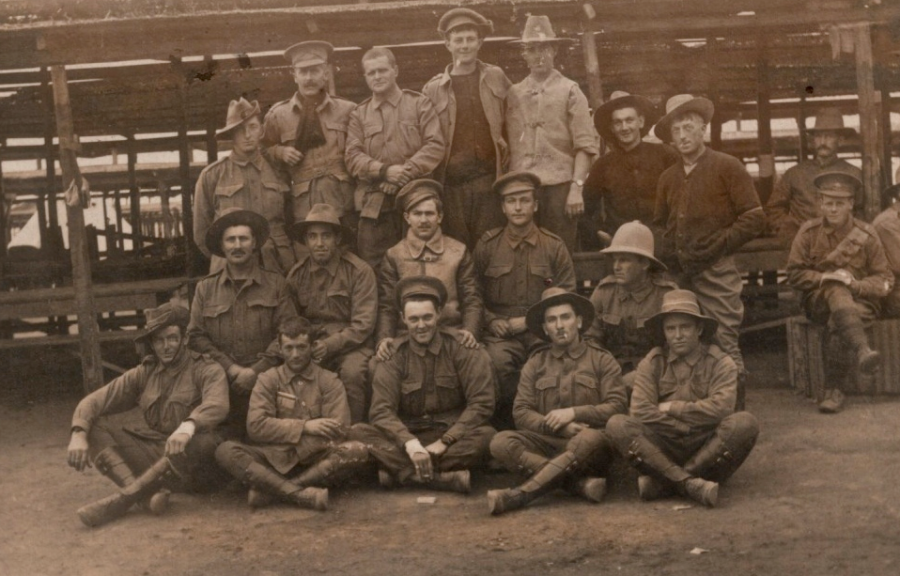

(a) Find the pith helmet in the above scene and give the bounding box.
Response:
[599,221,667,271]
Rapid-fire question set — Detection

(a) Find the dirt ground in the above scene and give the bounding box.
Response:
[2,332,900,576]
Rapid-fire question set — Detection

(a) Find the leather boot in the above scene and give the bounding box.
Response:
[427,470,471,494]
[247,487,277,508]
[77,457,175,527]
[625,437,690,485]
[291,441,369,488]
[487,452,578,515]
[683,432,757,483]
[563,477,607,503]
[818,388,845,414]
[832,308,880,374]
[637,475,675,501]
[242,462,328,511]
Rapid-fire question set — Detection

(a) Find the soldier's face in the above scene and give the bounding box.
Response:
[501,190,537,227]
[813,131,840,161]
[669,115,706,158]
[281,333,312,373]
[819,195,854,227]
[305,224,339,265]
[611,107,645,149]
[363,56,399,96]
[543,303,582,347]
[612,254,650,287]
[222,225,257,266]
[404,199,443,241]
[402,299,441,346]
[293,63,329,98]
[445,28,483,67]
[663,313,702,357]
[150,325,184,367]
[231,117,262,156]
[521,44,556,75]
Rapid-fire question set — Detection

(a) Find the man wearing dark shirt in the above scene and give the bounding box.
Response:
[423,7,511,249]
[653,94,765,391]
[583,91,678,248]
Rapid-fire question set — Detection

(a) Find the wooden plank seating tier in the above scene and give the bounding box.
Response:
[787,316,900,401]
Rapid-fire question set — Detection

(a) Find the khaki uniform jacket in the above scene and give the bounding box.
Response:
[188,264,298,373]
[473,224,575,325]
[72,349,229,438]
[245,362,350,474]
[286,250,377,355]
[377,230,482,342]
[786,217,893,304]
[422,60,511,178]
[345,87,445,219]
[263,92,357,219]
[513,339,626,435]
[630,343,737,435]
[586,275,678,364]
[192,152,292,269]
[369,329,496,446]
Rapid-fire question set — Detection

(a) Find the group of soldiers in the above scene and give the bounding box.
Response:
[65,8,900,526]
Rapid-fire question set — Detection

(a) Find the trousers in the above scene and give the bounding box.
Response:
[490,427,615,478]
[442,173,504,250]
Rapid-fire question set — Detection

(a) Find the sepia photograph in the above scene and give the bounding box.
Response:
[1,1,900,574]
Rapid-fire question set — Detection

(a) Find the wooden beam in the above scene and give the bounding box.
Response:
[757,46,775,205]
[580,4,604,110]
[854,23,882,220]
[49,65,104,394]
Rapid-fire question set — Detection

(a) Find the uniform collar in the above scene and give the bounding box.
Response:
[373,85,403,109]
[217,261,264,288]
[229,149,264,169]
[283,361,316,383]
[504,223,539,249]
[525,68,562,91]
[681,146,708,174]
[409,332,443,357]
[437,60,483,85]
[155,345,190,374]
[309,253,341,277]
[291,91,333,113]
[550,338,587,359]
[616,278,654,303]
[406,229,445,258]
[823,215,854,237]
[667,342,707,366]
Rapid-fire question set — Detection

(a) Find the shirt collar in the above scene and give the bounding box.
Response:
[666,342,707,366]
[229,149,263,169]
[373,84,402,109]
[309,253,341,277]
[525,68,562,91]
[291,91,333,113]
[406,229,445,258]
[549,338,587,359]
[281,361,316,384]
[824,215,854,237]
[682,146,708,174]
[217,261,263,288]
[437,60,483,85]
[155,345,190,374]
[409,332,443,357]
[504,223,539,249]
[617,278,654,303]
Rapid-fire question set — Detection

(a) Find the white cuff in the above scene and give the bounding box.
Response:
[173,420,196,438]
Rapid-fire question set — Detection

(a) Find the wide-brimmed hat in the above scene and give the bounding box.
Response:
[599,221,667,271]
[216,98,262,137]
[593,91,659,143]
[205,207,270,258]
[284,40,334,68]
[645,289,719,344]
[134,302,190,345]
[396,275,448,309]
[288,203,352,244]
[525,287,595,341]
[492,170,542,197]
[653,94,714,141]
[396,179,443,213]
[814,169,862,200]
[438,7,493,38]
[807,107,856,138]
[510,15,573,45]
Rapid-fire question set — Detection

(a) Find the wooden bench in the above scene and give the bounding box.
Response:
[787,316,900,401]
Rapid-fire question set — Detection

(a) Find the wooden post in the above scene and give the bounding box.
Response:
[126,132,142,257]
[853,23,882,221]
[178,76,195,277]
[880,86,893,192]
[579,4,604,110]
[756,46,775,205]
[798,91,809,162]
[49,65,103,394]
[0,143,6,258]
[41,67,56,254]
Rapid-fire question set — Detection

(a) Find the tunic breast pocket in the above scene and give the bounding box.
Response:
[363,122,384,155]
[326,289,351,316]
[214,183,244,210]
[260,180,290,220]
[398,121,423,151]
[276,391,298,418]
[572,373,601,406]
[324,121,348,150]
[435,375,461,407]
[535,376,559,413]
[528,264,553,287]
[483,263,512,302]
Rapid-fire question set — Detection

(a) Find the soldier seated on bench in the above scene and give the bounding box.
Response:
[786,169,893,413]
